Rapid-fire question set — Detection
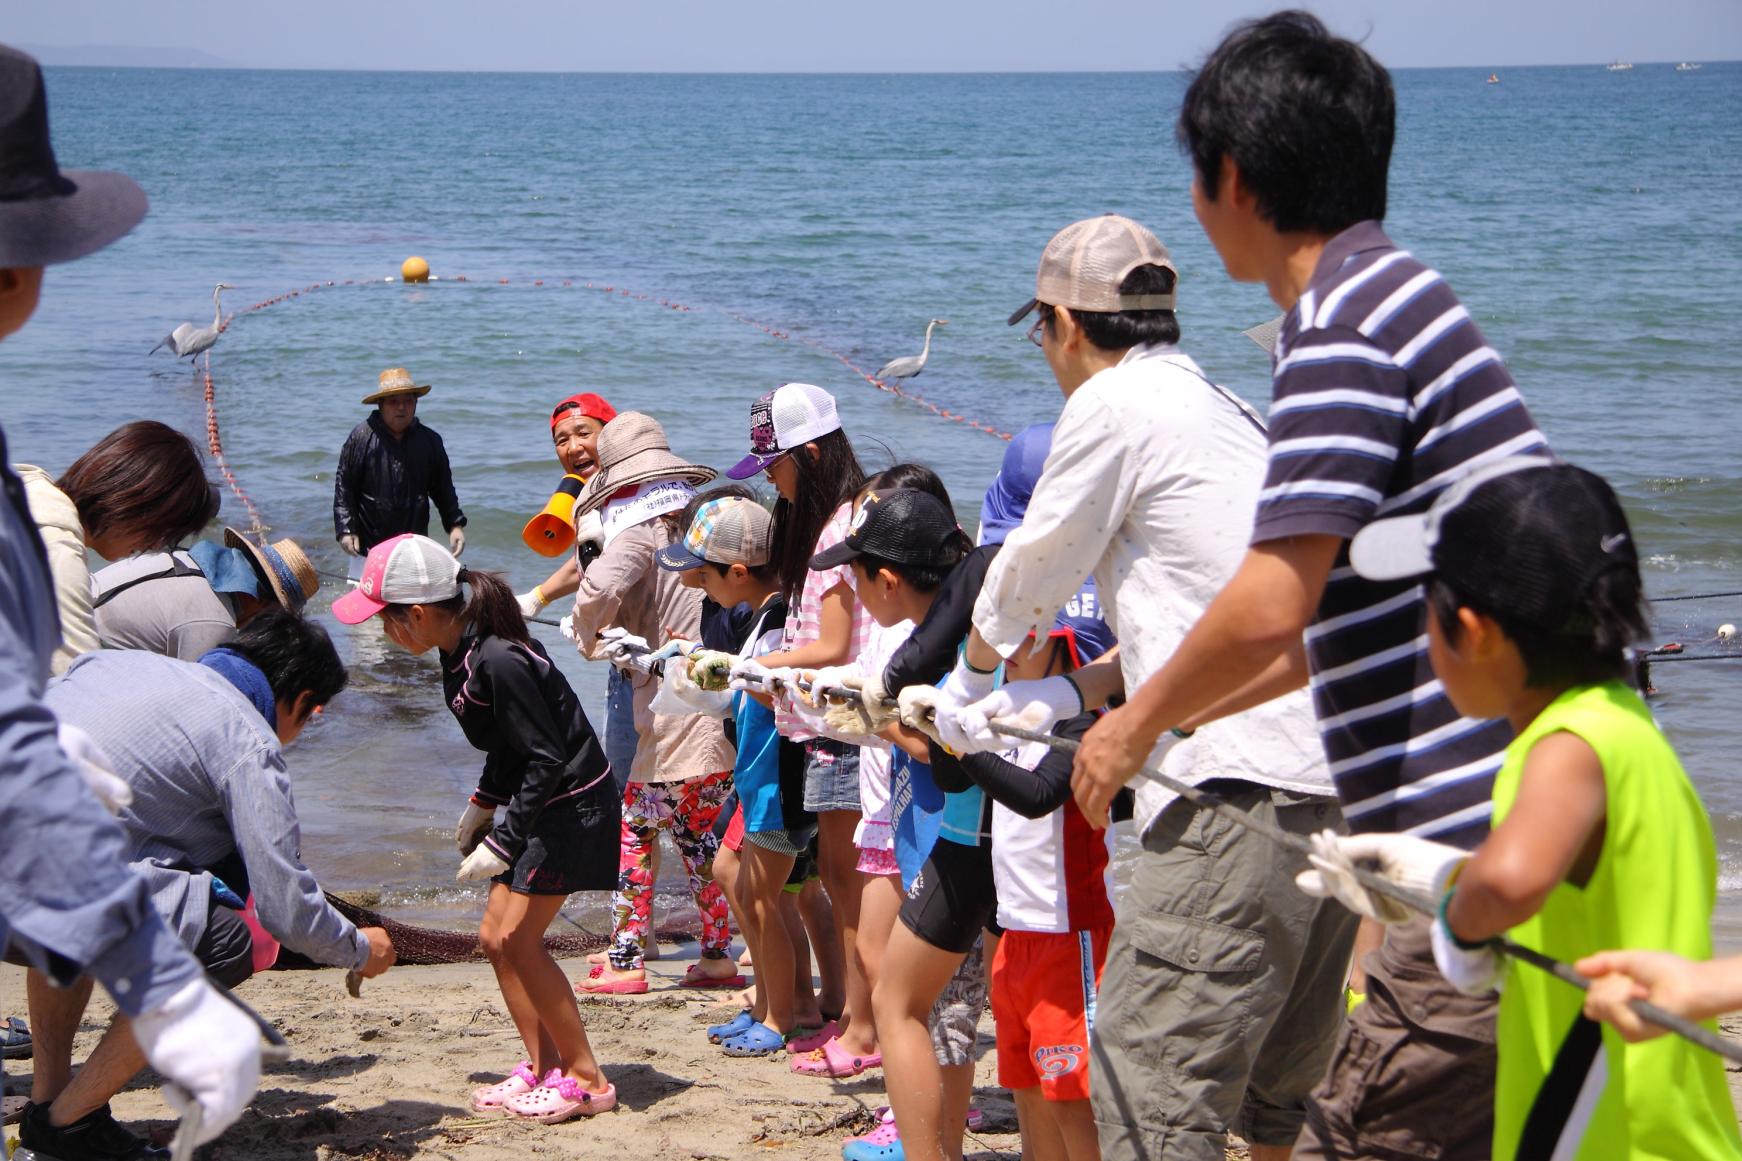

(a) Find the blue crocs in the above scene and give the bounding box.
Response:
[721,1020,788,1057]
[842,1108,904,1161]
[707,1010,755,1044]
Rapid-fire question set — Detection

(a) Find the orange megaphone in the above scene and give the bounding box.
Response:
[522,474,586,556]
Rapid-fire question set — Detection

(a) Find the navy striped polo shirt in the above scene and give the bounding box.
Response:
[1252,221,1550,850]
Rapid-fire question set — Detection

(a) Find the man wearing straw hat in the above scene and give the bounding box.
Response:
[0,40,261,1155]
[91,527,320,661]
[333,367,466,558]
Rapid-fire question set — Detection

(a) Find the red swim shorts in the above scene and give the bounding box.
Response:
[991,925,1111,1101]
[723,803,746,853]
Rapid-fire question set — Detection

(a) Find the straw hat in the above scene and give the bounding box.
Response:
[575,412,718,517]
[225,527,319,613]
[361,367,431,405]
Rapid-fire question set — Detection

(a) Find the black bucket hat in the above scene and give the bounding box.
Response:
[0,44,147,268]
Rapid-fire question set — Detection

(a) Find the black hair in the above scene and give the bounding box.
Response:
[225,608,348,722]
[383,567,530,646]
[58,420,220,549]
[867,463,950,505]
[680,483,779,583]
[770,427,866,596]
[1177,10,1394,234]
[1043,265,1181,352]
[853,530,972,595]
[1427,571,1649,691]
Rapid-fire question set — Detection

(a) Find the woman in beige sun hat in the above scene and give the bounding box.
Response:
[562,413,743,994]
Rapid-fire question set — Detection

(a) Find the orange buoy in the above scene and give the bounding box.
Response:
[401,256,431,283]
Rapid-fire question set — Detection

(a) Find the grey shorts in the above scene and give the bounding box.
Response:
[928,935,986,1068]
[1291,919,1498,1161]
[743,824,818,858]
[1090,781,1360,1161]
[801,738,861,813]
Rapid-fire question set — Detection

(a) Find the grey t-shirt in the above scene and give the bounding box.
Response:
[91,550,236,661]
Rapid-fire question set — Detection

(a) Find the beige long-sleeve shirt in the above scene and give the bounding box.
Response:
[570,518,734,784]
[15,465,100,676]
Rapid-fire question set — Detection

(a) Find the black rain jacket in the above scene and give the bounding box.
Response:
[332,412,465,551]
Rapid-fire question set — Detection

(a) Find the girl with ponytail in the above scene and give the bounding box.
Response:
[332,534,622,1126]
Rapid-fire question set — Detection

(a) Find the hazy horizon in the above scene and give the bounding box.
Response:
[12,0,1741,74]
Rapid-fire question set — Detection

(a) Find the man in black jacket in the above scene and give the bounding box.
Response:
[333,367,466,557]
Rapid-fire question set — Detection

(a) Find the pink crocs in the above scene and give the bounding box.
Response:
[469,1061,539,1112]
[504,1073,618,1123]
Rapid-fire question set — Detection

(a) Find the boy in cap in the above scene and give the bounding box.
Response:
[0,41,262,1154]
[333,367,466,557]
[933,211,1349,1161]
[1300,460,1742,1160]
[660,494,819,1054]
[1065,13,1552,1157]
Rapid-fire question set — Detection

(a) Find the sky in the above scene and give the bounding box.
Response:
[13,0,1742,72]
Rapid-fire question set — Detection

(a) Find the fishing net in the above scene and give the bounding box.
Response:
[267,893,704,968]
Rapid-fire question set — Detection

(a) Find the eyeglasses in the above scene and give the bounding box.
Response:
[1025,315,1048,348]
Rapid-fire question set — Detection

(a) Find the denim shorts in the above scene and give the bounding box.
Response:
[801,737,862,813]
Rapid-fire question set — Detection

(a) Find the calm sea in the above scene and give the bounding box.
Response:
[7,63,1741,938]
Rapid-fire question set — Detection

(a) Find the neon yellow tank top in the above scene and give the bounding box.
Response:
[1492,680,1741,1160]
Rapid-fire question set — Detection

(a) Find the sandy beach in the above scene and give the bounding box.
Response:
[7,937,1042,1161]
[9,930,1742,1158]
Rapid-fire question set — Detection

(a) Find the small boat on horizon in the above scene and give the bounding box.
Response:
[1676,62,1703,72]
[1607,60,1634,71]
[1487,72,1500,84]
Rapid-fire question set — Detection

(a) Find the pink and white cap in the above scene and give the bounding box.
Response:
[331,533,463,624]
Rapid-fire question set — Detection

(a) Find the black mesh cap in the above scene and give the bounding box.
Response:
[809,489,963,571]
[1350,458,1639,634]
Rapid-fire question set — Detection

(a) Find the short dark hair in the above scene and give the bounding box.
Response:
[1427,572,1648,691]
[225,608,349,719]
[867,463,949,504]
[1045,265,1181,351]
[1178,10,1394,234]
[57,420,220,548]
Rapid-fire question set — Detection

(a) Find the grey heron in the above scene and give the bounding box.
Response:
[150,282,235,363]
[874,318,948,383]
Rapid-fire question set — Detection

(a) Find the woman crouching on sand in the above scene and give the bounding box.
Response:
[335,533,621,1124]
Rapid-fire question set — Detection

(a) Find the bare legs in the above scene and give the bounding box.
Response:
[872,923,975,1161]
[739,844,801,1033]
[26,970,143,1126]
[480,886,606,1090]
[815,809,872,1052]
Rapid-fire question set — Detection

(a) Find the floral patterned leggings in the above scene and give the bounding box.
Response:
[607,768,734,971]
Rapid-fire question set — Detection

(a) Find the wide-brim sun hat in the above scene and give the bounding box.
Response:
[331,533,462,624]
[361,366,432,405]
[574,411,718,517]
[224,527,319,613]
[0,45,148,268]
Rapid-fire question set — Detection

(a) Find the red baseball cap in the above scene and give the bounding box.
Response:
[551,392,617,431]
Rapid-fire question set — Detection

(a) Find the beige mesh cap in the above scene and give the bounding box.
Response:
[1007,214,1179,326]
[656,496,774,571]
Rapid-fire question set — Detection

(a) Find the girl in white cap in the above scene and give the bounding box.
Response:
[333,534,621,1124]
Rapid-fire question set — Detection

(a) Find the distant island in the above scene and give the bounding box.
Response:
[24,43,246,69]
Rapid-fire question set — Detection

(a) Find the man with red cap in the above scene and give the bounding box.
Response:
[516,392,618,620]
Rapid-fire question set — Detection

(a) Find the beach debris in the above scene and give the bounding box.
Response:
[345,970,362,999]
[1719,623,1736,641]
[401,255,430,283]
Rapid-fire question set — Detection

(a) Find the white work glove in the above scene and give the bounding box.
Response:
[457,843,511,882]
[729,659,798,700]
[131,978,264,1145]
[897,685,946,746]
[1430,912,1505,996]
[651,661,731,719]
[575,510,605,562]
[338,533,362,557]
[57,722,132,814]
[559,612,579,642]
[456,801,496,855]
[941,656,999,707]
[516,588,548,618]
[648,638,699,664]
[818,670,900,736]
[1294,830,1466,925]
[448,526,466,557]
[598,627,650,670]
[688,649,737,692]
[947,675,1084,755]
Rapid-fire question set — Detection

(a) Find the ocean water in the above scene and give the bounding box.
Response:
[6,63,1741,937]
